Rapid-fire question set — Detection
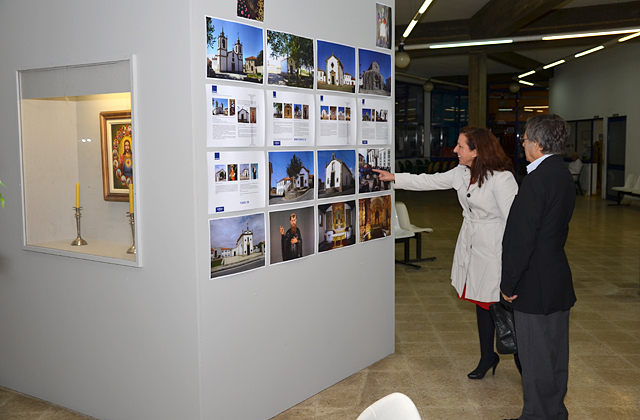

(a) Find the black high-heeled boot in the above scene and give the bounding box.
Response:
[468,305,499,379]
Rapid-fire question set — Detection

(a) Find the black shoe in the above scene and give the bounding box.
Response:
[467,353,500,379]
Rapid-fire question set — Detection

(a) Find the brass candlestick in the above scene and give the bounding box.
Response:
[126,212,136,254]
[71,207,88,246]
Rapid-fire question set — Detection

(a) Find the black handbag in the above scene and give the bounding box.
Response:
[490,302,517,354]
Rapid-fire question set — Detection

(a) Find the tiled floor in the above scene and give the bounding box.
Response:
[2,191,639,420]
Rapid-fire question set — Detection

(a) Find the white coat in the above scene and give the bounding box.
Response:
[395,165,518,302]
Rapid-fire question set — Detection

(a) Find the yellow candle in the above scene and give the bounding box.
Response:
[128,184,134,213]
[76,183,80,208]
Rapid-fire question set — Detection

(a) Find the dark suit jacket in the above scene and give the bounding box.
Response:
[501,155,577,315]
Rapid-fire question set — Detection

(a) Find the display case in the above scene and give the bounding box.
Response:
[19,60,139,265]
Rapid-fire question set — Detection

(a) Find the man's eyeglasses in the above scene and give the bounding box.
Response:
[520,136,530,144]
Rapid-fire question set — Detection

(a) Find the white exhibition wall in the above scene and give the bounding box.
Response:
[550,41,640,181]
[0,1,395,420]
[192,1,395,419]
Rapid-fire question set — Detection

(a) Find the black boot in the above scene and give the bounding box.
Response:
[468,305,500,379]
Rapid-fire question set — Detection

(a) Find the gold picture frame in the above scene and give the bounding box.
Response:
[100,110,132,202]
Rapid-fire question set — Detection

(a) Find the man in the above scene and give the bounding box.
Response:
[280,213,302,261]
[501,114,577,420]
[568,152,583,176]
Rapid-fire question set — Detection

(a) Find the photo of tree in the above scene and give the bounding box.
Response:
[269,151,315,205]
[267,30,314,89]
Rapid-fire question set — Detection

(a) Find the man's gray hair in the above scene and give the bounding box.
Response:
[524,114,570,155]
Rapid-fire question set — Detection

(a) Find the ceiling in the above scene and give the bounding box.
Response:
[393,0,640,84]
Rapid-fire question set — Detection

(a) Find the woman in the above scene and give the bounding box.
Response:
[375,127,518,379]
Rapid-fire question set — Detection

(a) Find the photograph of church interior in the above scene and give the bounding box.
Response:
[318,200,356,252]
[1,1,640,420]
[359,195,392,242]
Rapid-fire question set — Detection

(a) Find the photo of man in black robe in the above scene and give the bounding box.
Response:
[280,213,302,260]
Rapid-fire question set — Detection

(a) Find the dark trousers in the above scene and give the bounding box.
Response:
[514,310,570,420]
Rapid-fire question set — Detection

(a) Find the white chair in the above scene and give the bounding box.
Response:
[394,208,418,269]
[356,392,421,420]
[396,201,435,263]
[611,173,638,205]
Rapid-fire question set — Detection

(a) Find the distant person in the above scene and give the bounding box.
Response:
[501,114,576,420]
[280,213,302,261]
[568,152,583,176]
[375,127,518,380]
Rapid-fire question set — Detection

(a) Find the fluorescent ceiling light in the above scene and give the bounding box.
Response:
[575,45,604,57]
[543,29,640,40]
[523,106,548,109]
[518,70,536,78]
[619,31,640,42]
[543,59,565,69]
[498,108,514,112]
[430,39,513,49]
[419,0,434,14]
[519,80,534,86]
[403,20,418,38]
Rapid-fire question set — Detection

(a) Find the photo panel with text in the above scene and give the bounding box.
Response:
[207,150,266,214]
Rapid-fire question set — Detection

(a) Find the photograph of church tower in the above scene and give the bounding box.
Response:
[316,40,356,93]
[358,48,391,96]
[206,16,264,84]
[317,149,356,199]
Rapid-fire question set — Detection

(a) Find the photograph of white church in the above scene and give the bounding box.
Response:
[316,40,356,93]
[317,149,356,199]
[210,213,266,278]
[206,16,264,84]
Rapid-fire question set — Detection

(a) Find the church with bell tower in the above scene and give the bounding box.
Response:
[211,28,245,74]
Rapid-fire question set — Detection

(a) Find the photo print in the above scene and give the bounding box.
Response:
[267,90,315,146]
[267,30,314,89]
[210,212,266,279]
[316,40,356,93]
[237,0,264,22]
[269,206,315,265]
[207,84,265,147]
[376,3,392,49]
[316,94,357,146]
[206,16,264,84]
[268,151,315,205]
[318,200,357,253]
[358,48,391,96]
[359,97,391,145]
[317,149,356,199]
[358,194,392,243]
[207,150,266,214]
[358,147,392,193]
